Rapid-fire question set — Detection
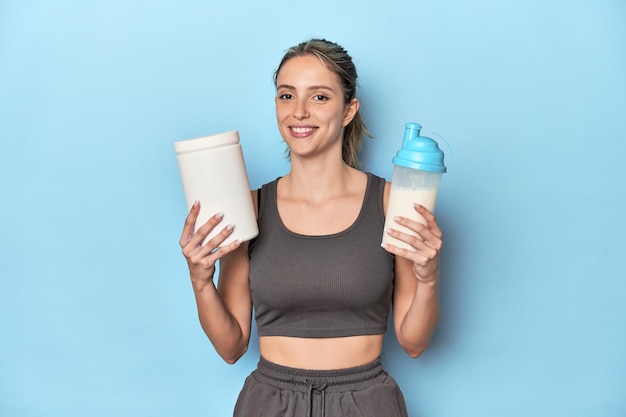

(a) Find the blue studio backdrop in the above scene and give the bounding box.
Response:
[1,1,625,416]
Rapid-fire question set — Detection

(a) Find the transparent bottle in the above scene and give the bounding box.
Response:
[382,122,447,251]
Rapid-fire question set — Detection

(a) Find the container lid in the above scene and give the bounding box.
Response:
[392,122,447,173]
[174,130,240,155]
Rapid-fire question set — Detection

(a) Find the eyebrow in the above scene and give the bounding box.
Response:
[276,84,336,93]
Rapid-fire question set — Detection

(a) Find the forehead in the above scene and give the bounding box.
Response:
[276,54,340,88]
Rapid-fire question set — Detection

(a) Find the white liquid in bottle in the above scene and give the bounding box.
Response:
[382,187,439,251]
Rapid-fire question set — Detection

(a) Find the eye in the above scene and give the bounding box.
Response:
[277,93,293,100]
[313,94,328,101]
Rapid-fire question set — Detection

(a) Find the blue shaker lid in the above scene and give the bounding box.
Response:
[392,122,447,173]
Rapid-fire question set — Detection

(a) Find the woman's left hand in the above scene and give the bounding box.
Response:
[383,203,443,284]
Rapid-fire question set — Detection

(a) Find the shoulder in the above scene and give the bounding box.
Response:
[365,172,390,187]
[364,172,391,215]
[251,177,281,218]
[251,189,259,218]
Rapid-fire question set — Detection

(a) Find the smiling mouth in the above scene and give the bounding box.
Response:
[290,126,317,134]
[289,126,317,138]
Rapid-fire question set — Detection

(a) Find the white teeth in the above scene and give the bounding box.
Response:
[292,127,315,133]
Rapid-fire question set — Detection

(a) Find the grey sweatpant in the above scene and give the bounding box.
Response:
[233,357,409,417]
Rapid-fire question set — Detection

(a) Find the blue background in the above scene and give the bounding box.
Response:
[1,1,625,416]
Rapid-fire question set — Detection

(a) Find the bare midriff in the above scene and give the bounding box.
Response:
[259,334,384,370]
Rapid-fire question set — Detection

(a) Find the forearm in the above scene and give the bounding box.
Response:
[397,277,440,358]
[179,202,252,364]
[192,279,249,363]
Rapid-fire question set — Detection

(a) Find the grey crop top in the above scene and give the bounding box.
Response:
[248,173,395,338]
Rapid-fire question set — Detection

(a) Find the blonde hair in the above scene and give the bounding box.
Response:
[274,39,371,168]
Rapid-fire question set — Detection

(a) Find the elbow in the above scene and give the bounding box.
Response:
[406,346,426,359]
[205,327,250,365]
[222,356,240,365]
[219,345,248,365]
[401,340,430,359]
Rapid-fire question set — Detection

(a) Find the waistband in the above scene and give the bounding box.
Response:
[254,356,386,394]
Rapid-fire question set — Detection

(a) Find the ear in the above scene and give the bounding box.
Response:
[342,98,360,127]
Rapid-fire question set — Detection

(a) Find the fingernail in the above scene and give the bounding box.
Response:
[192,200,200,207]
[393,216,401,222]
[385,228,393,235]
[226,224,234,232]
[215,212,224,219]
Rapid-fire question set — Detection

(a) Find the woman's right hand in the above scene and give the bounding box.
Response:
[179,201,242,288]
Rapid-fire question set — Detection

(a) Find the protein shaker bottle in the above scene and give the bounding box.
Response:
[174,131,259,246]
[382,122,447,251]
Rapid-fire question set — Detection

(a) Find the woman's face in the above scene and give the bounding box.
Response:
[274,54,358,162]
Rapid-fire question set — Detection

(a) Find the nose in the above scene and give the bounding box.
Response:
[293,98,309,120]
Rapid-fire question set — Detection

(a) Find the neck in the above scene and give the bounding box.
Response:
[282,157,359,202]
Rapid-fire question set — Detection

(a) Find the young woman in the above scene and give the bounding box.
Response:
[179,39,442,417]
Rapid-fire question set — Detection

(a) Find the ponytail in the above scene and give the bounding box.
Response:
[342,110,371,168]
